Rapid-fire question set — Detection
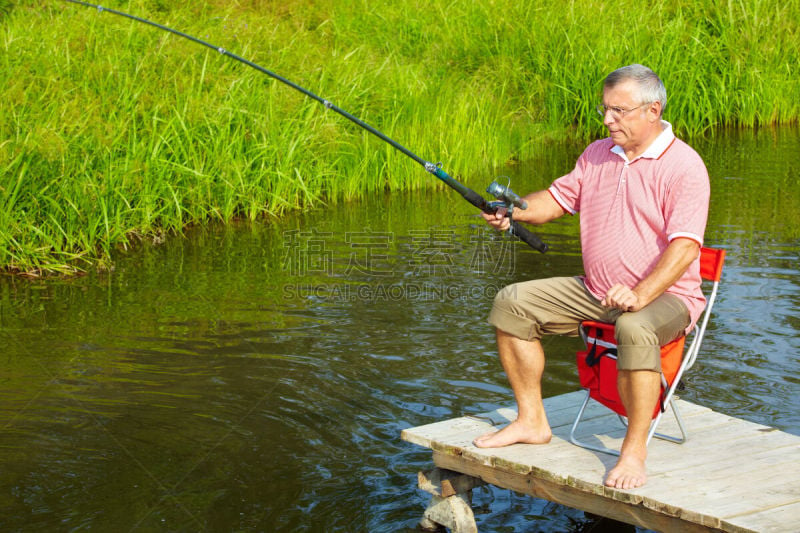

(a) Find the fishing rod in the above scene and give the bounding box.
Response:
[60,0,548,253]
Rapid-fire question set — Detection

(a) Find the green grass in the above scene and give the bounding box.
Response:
[1,0,799,274]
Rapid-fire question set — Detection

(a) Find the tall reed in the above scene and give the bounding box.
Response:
[1,0,798,274]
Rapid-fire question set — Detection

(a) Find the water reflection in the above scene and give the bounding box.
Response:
[0,127,798,531]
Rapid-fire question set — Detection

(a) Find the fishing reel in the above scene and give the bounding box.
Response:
[486,178,527,216]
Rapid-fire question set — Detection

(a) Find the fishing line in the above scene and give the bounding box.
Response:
[59,0,548,252]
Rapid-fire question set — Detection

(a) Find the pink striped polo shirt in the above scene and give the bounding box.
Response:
[548,122,710,329]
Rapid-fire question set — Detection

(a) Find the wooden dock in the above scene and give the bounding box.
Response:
[401,391,800,532]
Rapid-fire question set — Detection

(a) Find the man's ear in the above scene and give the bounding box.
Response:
[648,101,663,122]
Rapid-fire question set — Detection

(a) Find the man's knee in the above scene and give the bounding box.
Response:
[614,314,661,372]
[488,277,593,343]
[491,283,521,313]
[488,283,541,342]
[614,313,658,346]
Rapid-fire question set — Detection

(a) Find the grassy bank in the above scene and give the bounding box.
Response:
[2,0,799,274]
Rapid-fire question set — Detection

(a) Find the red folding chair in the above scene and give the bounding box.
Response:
[569,247,726,455]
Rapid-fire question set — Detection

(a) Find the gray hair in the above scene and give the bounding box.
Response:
[604,64,667,113]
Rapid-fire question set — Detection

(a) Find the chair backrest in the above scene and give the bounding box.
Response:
[683,246,725,372]
[699,247,725,282]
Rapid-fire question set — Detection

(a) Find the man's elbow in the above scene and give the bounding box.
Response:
[669,237,702,267]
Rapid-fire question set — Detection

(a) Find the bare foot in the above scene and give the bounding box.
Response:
[473,419,552,448]
[604,453,647,489]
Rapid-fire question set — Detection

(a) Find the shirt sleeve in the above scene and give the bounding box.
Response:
[663,152,710,245]
[548,148,591,215]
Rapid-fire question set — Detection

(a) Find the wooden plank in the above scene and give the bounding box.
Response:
[726,501,800,533]
[402,392,800,533]
[401,400,616,458]
[401,394,712,458]
[404,400,794,484]
[404,398,754,491]
[563,415,800,529]
[643,445,800,526]
[646,419,800,477]
[401,416,491,449]
[650,442,800,484]
[432,450,738,533]
[460,409,751,483]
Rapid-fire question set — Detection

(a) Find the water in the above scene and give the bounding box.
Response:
[1,128,798,531]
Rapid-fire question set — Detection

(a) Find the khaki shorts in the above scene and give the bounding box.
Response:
[488,276,690,372]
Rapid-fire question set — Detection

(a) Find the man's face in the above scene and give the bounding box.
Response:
[601,80,660,153]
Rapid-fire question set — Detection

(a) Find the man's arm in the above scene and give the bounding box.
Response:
[482,190,566,231]
[602,238,700,312]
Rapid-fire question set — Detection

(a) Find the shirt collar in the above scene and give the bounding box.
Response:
[611,120,675,162]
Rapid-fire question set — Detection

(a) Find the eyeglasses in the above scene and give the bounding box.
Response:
[596,102,651,120]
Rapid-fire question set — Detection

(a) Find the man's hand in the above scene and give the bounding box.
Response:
[480,190,566,230]
[602,238,701,314]
[601,284,643,312]
[481,206,510,232]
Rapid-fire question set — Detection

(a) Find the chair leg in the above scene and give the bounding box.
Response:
[617,397,688,445]
[569,391,621,456]
[571,393,687,455]
[650,397,688,444]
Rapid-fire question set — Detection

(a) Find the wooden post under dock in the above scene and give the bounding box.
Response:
[401,391,800,533]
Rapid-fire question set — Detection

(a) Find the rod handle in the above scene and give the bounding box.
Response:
[509,220,548,253]
[430,167,548,254]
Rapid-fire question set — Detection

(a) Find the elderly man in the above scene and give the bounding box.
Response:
[476,64,710,489]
